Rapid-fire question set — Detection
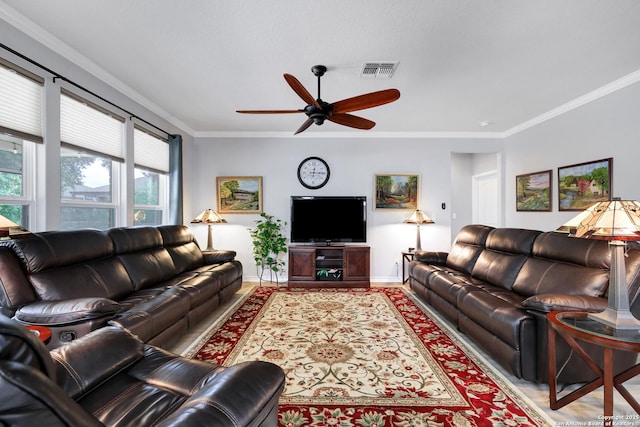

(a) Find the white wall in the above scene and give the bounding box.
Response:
[504,81,640,231]
[190,136,503,282]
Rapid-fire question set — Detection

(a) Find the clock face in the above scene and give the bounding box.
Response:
[297,157,330,189]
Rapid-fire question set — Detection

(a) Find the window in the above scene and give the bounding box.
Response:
[133,127,168,226]
[0,60,41,228]
[60,92,124,230]
[0,136,32,227]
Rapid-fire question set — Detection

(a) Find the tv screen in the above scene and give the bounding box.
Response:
[290,196,367,244]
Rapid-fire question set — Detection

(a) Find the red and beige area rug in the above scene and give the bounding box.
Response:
[186,287,553,426]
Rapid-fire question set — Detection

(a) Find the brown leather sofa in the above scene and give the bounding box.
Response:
[0,315,285,426]
[408,224,640,383]
[0,225,242,348]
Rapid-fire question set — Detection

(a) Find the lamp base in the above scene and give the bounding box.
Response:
[588,308,640,330]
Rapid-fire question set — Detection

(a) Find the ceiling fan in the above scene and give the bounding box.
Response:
[236,65,400,135]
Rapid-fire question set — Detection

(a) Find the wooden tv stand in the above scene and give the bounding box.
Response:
[288,245,370,288]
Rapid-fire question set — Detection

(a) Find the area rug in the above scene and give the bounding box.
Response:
[187,287,553,426]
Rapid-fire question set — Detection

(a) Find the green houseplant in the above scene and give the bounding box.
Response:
[249,212,287,284]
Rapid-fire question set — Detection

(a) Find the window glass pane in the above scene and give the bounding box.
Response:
[134,168,159,205]
[60,206,114,230]
[134,168,165,226]
[0,137,23,197]
[61,147,113,202]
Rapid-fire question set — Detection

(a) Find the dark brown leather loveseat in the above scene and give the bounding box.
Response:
[0,315,285,426]
[408,224,640,383]
[0,225,242,348]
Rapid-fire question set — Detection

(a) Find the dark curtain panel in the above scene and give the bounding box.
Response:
[168,134,183,225]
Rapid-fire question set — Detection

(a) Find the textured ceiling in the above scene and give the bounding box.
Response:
[2,0,640,136]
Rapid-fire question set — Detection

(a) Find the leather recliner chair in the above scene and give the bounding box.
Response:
[0,315,285,426]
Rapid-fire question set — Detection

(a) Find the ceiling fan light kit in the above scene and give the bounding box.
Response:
[236,65,400,135]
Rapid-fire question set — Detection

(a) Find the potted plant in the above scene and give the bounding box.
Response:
[249,212,288,284]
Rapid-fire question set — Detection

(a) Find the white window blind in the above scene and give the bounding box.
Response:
[60,92,124,161]
[0,63,43,142]
[134,127,169,173]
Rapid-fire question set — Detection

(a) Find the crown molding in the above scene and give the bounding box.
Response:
[503,69,640,138]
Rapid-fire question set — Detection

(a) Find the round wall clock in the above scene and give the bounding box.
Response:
[297,156,330,189]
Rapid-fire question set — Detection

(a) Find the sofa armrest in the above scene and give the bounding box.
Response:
[413,250,448,265]
[14,298,120,326]
[522,293,608,313]
[156,360,285,427]
[50,326,143,399]
[202,249,236,264]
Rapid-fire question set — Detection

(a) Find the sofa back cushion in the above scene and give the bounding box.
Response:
[513,232,611,297]
[157,225,204,273]
[107,227,176,290]
[2,231,135,301]
[471,228,540,289]
[0,247,37,313]
[446,224,494,275]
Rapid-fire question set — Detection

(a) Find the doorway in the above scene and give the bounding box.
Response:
[472,170,499,227]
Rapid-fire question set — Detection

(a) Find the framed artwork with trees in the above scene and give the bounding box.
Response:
[374,173,419,210]
[516,170,552,211]
[216,176,263,214]
[558,158,612,211]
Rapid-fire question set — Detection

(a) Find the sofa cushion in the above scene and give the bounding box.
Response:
[3,230,114,273]
[457,287,530,348]
[0,247,37,313]
[29,258,134,301]
[446,224,494,274]
[532,232,610,269]
[158,225,205,273]
[513,257,610,298]
[470,228,540,290]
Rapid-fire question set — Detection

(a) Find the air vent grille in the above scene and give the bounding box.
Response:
[360,62,398,79]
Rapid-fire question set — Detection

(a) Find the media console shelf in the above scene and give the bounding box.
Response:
[288,245,370,288]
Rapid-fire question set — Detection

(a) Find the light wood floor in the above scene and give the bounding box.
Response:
[169,282,640,425]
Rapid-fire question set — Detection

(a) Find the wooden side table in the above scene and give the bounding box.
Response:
[401,251,415,283]
[547,310,640,425]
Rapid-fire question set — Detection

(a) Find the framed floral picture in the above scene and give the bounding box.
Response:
[374,173,419,210]
[516,170,552,211]
[216,176,263,214]
[558,158,612,211]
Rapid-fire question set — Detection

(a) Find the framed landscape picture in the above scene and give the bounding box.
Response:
[516,170,552,211]
[374,173,419,210]
[216,176,263,214]
[558,158,612,211]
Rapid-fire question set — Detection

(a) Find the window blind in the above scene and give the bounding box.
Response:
[60,91,125,161]
[134,127,169,173]
[0,62,43,143]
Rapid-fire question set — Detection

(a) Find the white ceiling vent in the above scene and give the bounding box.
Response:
[360,62,399,79]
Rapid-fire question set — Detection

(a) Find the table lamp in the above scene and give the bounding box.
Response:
[0,214,19,238]
[190,209,226,251]
[560,198,640,330]
[403,209,434,251]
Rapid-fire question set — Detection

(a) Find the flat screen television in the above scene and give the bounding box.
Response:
[290,196,367,244]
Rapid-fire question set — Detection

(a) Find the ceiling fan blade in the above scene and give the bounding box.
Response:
[328,113,376,130]
[332,88,400,114]
[294,118,314,135]
[284,74,321,109]
[236,109,302,114]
